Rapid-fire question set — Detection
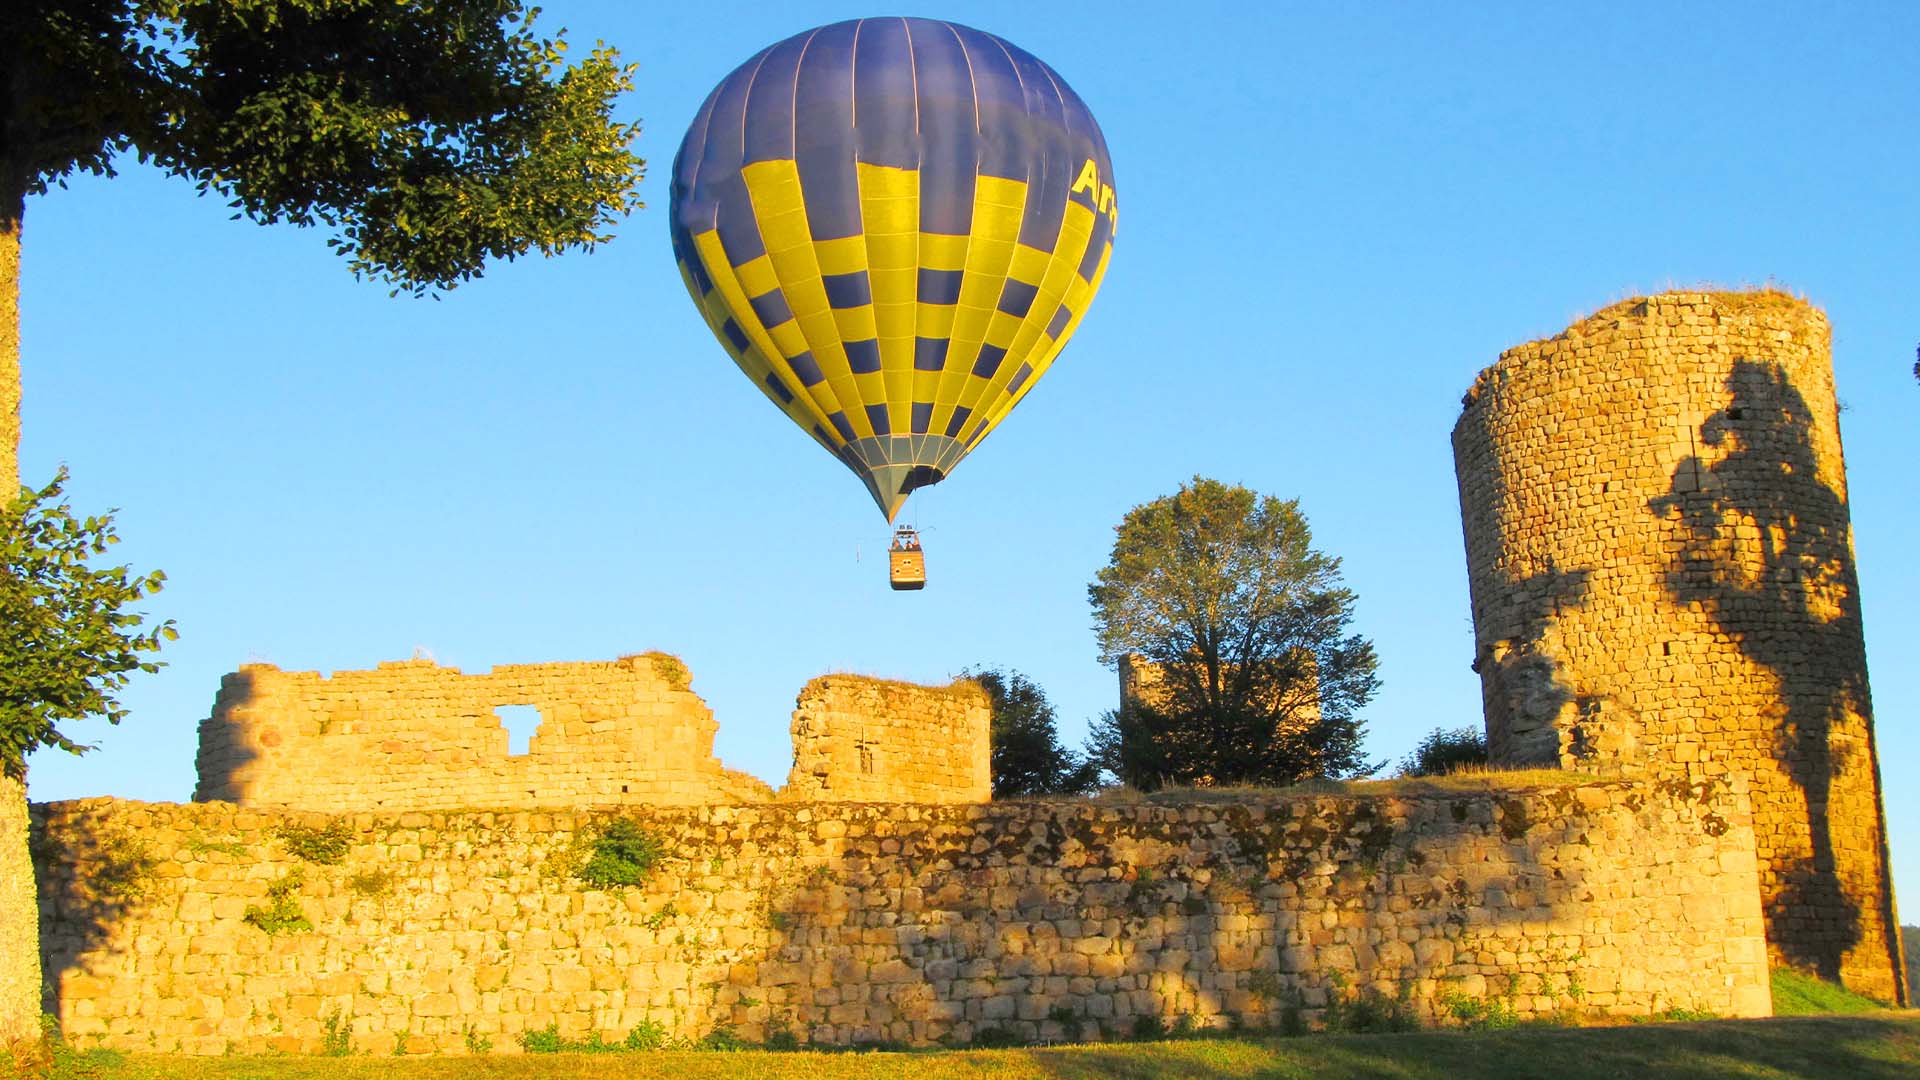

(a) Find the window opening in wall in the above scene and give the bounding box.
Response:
[495,705,542,756]
[857,742,874,775]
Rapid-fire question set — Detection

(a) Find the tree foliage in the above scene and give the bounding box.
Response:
[1,0,645,293]
[966,667,1099,798]
[1086,476,1379,789]
[1398,726,1489,778]
[0,469,173,779]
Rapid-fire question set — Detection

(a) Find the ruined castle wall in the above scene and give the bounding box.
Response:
[785,676,990,803]
[192,656,775,811]
[34,780,1766,1055]
[1118,654,1321,726]
[1452,291,1903,1002]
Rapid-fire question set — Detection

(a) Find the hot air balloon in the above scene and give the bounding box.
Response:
[669,16,1118,582]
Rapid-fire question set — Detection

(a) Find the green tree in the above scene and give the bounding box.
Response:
[0,469,173,769]
[1397,726,1488,778]
[966,668,1100,798]
[0,470,172,1048]
[1087,477,1379,790]
[0,0,644,1044]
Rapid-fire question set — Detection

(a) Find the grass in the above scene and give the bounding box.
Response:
[1772,967,1893,1016]
[1081,766,1598,805]
[41,1014,1920,1080]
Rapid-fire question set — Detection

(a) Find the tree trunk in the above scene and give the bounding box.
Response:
[0,777,36,1048]
[0,190,45,1049]
[2,189,18,489]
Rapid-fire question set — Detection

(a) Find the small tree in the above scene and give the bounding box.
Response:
[1,468,173,775]
[1087,477,1379,789]
[1398,726,1488,777]
[967,668,1099,798]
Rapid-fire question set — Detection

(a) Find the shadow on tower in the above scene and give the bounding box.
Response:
[1648,359,1884,985]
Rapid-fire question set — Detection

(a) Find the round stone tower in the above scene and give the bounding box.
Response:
[1452,290,1903,1003]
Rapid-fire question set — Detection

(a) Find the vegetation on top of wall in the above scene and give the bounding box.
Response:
[812,670,988,699]
[636,652,692,692]
[1088,768,1595,805]
[1398,727,1490,777]
[273,821,353,865]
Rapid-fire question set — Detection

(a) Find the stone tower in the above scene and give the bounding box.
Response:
[1451,290,1904,1003]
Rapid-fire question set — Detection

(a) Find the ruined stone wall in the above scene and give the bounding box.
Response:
[34,780,1766,1055]
[785,676,990,803]
[1452,290,1904,1003]
[1118,654,1320,728]
[192,655,775,810]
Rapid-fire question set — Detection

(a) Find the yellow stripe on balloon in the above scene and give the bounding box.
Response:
[961,200,1098,444]
[691,230,841,443]
[813,236,869,277]
[740,160,878,439]
[931,175,1027,430]
[1010,200,1098,361]
[856,164,920,409]
[978,238,1114,440]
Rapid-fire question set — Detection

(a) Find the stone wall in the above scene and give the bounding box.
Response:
[785,676,990,803]
[192,659,992,811]
[33,779,1768,1055]
[193,655,775,810]
[1452,290,1904,1003]
[1118,654,1320,728]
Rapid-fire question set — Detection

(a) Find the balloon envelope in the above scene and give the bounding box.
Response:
[670,17,1117,520]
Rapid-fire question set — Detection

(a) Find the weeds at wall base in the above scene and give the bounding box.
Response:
[320,1009,351,1057]
[15,1016,123,1080]
[518,1020,672,1054]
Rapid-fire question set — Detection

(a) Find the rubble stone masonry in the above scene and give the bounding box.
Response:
[785,676,991,803]
[33,779,1766,1054]
[1452,291,1903,1002]
[192,659,990,811]
[193,655,775,809]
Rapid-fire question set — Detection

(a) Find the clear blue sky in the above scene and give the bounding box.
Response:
[19,3,1919,913]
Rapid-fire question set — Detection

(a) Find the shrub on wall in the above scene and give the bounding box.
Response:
[1398,727,1489,777]
[534,817,670,889]
[639,652,691,691]
[243,869,312,934]
[85,831,157,906]
[577,819,667,888]
[275,821,353,865]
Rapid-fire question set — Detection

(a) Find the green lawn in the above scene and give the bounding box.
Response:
[1770,967,1897,1016]
[42,1013,1920,1080]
